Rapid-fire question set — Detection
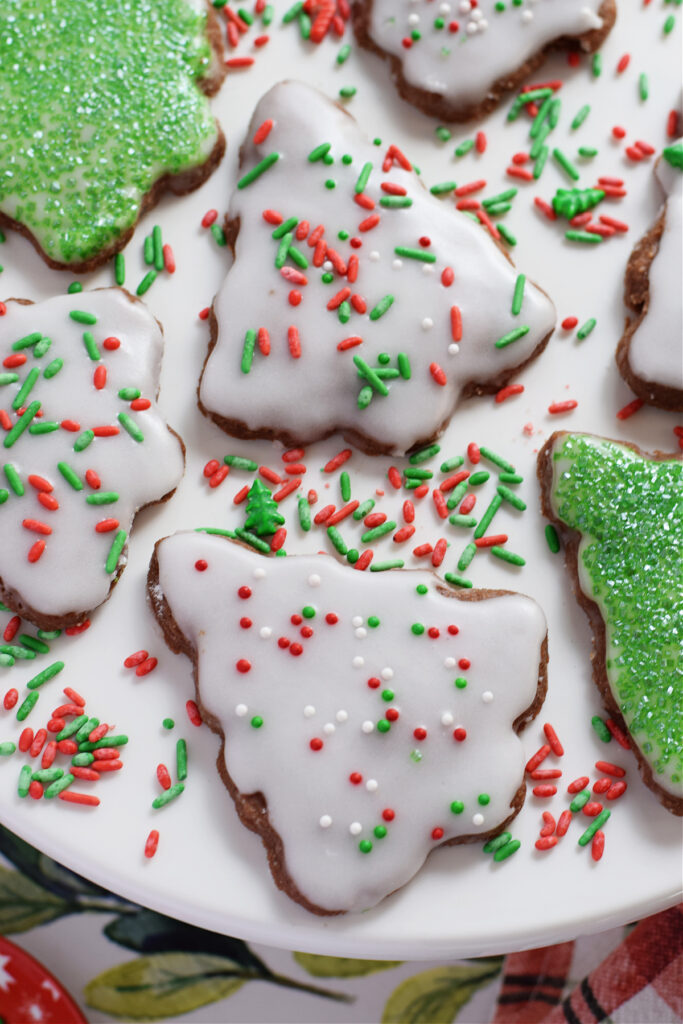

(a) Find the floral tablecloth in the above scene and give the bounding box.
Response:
[0,826,680,1023]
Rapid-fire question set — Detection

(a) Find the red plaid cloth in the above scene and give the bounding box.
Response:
[493,904,683,1024]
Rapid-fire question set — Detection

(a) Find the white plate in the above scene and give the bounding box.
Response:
[1,2,681,960]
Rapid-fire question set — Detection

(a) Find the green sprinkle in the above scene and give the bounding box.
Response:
[16,691,39,721]
[468,471,490,486]
[0,741,16,756]
[454,676,467,689]
[362,521,396,543]
[482,189,517,209]
[495,326,529,349]
[4,401,41,449]
[355,161,373,194]
[29,422,58,435]
[12,368,40,410]
[578,809,611,846]
[578,147,598,159]
[114,252,125,285]
[571,105,591,130]
[339,86,356,99]
[491,546,525,566]
[457,542,477,571]
[552,148,580,182]
[498,223,517,246]
[33,336,51,358]
[224,455,259,471]
[105,530,127,573]
[510,274,526,316]
[237,152,280,189]
[0,490,7,505]
[82,330,100,360]
[409,443,441,465]
[210,222,226,247]
[12,332,42,352]
[449,514,477,528]
[663,13,675,34]
[163,718,175,730]
[73,430,94,453]
[176,738,188,781]
[592,52,602,77]
[233,527,271,553]
[88,734,128,750]
[298,496,311,531]
[262,3,273,24]
[444,572,473,589]
[411,623,425,636]
[548,98,561,130]
[478,446,516,474]
[0,653,13,668]
[354,356,389,396]
[69,309,97,325]
[496,484,526,511]
[369,295,394,320]
[44,773,75,798]
[19,634,48,652]
[68,281,82,294]
[336,43,351,64]
[440,455,464,473]
[117,412,144,442]
[577,318,597,340]
[370,559,404,572]
[435,126,452,142]
[359,839,372,853]
[450,800,464,814]
[565,230,602,244]
[483,831,511,853]
[152,782,185,809]
[545,524,560,553]
[143,234,154,264]
[430,181,457,195]
[639,73,649,101]
[340,471,351,501]
[374,825,387,839]
[404,468,432,480]
[282,2,303,23]
[272,216,298,239]
[454,138,474,157]
[446,481,469,510]
[394,246,436,263]
[353,498,375,519]
[533,146,549,180]
[397,353,411,379]
[377,719,391,733]
[26,661,64,690]
[569,789,591,813]
[32,767,64,784]
[591,715,612,743]
[136,269,157,296]
[3,463,23,495]
[71,752,94,766]
[327,525,348,556]
[241,329,256,374]
[56,714,88,741]
[153,228,163,273]
[18,764,32,797]
[0,373,18,386]
[493,839,521,862]
[474,494,503,539]
[346,549,359,564]
[43,358,63,379]
[379,196,413,209]
[36,629,61,640]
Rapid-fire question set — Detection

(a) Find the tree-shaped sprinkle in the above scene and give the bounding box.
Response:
[244,480,286,537]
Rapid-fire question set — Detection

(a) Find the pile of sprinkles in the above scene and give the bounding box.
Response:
[201,439,531,586]
[2,659,128,808]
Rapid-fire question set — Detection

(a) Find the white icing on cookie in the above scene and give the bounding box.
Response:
[627,140,683,394]
[154,532,547,913]
[365,0,607,108]
[0,289,184,622]
[201,81,556,456]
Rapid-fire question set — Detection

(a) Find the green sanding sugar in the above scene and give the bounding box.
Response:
[551,434,682,789]
[0,0,218,265]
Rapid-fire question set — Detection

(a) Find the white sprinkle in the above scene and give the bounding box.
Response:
[320,815,332,829]
[352,615,364,627]
[235,704,248,717]
[253,567,266,579]
[303,705,316,718]
[366,778,378,792]
[352,655,365,668]
[323,723,335,736]
[422,317,434,330]
[521,9,533,22]
[444,656,456,669]
[369,250,380,262]
[422,263,435,275]
[355,627,367,640]
[392,258,403,270]
[441,711,454,726]
[361,720,374,734]
[448,343,460,355]
[336,709,348,723]
[466,20,478,34]
[473,813,485,826]
[407,12,419,26]
[349,822,362,836]
[259,626,272,639]
[459,0,471,11]
[482,691,494,703]
[381,667,394,681]
[323,259,333,272]
[308,573,321,587]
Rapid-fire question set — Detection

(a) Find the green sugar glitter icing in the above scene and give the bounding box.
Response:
[551,434,682,795]
[0,0,218,264]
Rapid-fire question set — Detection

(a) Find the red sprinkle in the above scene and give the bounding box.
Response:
[413,543,433,558]
[530,768,562,780]
[475,131,487,153]
[135,657,158,678]
[432,488,449,519]
[556,810,573,836]
[535,836,558,851]
[667,109,680,138]
[567,776,590,794]
[430,362,447,386]
[616,397,644,421]
[324,449,352,473]
[3,616,20,643]
[393,525,415,543]
[29,781,44,800]
[605,718,631,748]
[459,493,476,515]
[186,700,202,727]
[605,780,627,800]
[595,760,626,778]
[253,118,273,145]
[19,728,33,752]
[431,827,444,841]
[616,53,630,73]
[495,384,524,403]
[583,801,603,817]
[144,830,160,858]
[548,400,578,414]
[157,764,172,790]
[540,812,556,837]
[30,729,47,757]
[543,723,564,757]
[63,687,85,707]
[201,209,218,228]
[533,784,557,798]
[59,791,100,806]
[526,745,551,774]
[591,830,605,861]
[124,650,148,668]
[454,179,486,197]
[593,777,612,794]
[162,244,176,274]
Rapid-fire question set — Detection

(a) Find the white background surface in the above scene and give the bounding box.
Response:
[0,0,681,960]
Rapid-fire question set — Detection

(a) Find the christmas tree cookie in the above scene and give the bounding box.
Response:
[538,432,682,816]
[0,0,225,271]
[0,289,185,630]
[617,140,683,411]
[199,81,557,457]
[351,0,616,122]
[149,532,548,914]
